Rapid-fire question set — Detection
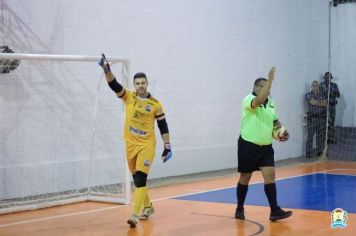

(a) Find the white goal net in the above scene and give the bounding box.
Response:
[0,53,131,214]
[300,1,356,164]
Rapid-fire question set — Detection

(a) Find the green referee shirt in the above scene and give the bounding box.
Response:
[240,94,278,145]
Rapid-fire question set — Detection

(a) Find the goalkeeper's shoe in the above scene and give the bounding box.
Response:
[140,204,154,220]
[127,213,139,228]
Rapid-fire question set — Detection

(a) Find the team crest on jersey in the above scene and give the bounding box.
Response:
[145,105,151,112]
[144,159,150,167]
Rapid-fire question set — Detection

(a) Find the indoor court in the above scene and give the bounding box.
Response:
[1,162,355,235]
[1,0,356,235]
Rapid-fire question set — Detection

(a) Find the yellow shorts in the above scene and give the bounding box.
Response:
[125,141,156,174]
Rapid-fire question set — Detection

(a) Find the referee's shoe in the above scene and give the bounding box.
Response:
[235,206,245,220]
[269,207,292,221]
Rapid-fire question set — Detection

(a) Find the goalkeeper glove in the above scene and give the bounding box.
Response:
[98,53,111,73]
[161,143,172,163]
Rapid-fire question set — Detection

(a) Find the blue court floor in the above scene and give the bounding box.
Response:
[174,173,356,213]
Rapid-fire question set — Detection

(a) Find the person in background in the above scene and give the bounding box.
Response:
[320,72,340,143]
[305,80,327,158]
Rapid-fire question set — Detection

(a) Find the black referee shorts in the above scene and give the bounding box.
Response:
[237,136,274,173]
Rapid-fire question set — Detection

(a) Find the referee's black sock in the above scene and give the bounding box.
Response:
[264,183,279,211]
[237,183,248,209]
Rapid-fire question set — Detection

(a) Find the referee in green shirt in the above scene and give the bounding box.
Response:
[235,67,292,221]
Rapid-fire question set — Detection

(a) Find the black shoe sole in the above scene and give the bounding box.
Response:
[269,211,292,221]
[235,214,245,220]
[235,208,245,220]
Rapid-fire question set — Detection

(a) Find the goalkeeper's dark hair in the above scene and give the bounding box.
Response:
[254,77,267,86]
[134,72,147,80]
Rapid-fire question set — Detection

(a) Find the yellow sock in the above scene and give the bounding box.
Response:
[133,186,147,215]
[143,190,151,208]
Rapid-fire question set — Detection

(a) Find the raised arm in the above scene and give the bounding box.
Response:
[98,54,126,98]
[251,67,275,108]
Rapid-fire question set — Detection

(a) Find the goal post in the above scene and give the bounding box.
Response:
[0,53,131,214]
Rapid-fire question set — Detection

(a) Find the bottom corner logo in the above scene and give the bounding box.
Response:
[331,208,348,228]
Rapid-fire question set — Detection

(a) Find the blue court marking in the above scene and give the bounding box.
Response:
[174,173,356,213]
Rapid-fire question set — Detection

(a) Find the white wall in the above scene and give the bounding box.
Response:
[1,0,344,194]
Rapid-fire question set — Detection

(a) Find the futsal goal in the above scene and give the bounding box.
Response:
[0,53,131,214]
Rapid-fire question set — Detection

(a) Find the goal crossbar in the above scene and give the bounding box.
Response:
[0,53,129,62]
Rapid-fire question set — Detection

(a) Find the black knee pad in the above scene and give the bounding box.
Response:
[133,171,147,188]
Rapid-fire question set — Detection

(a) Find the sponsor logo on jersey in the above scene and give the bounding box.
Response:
[129,126,146,136]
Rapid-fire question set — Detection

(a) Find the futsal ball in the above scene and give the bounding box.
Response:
[273,126,286,141]
[0,46,20,73]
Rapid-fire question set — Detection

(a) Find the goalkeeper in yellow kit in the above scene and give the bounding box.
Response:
[99,54,172,228]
